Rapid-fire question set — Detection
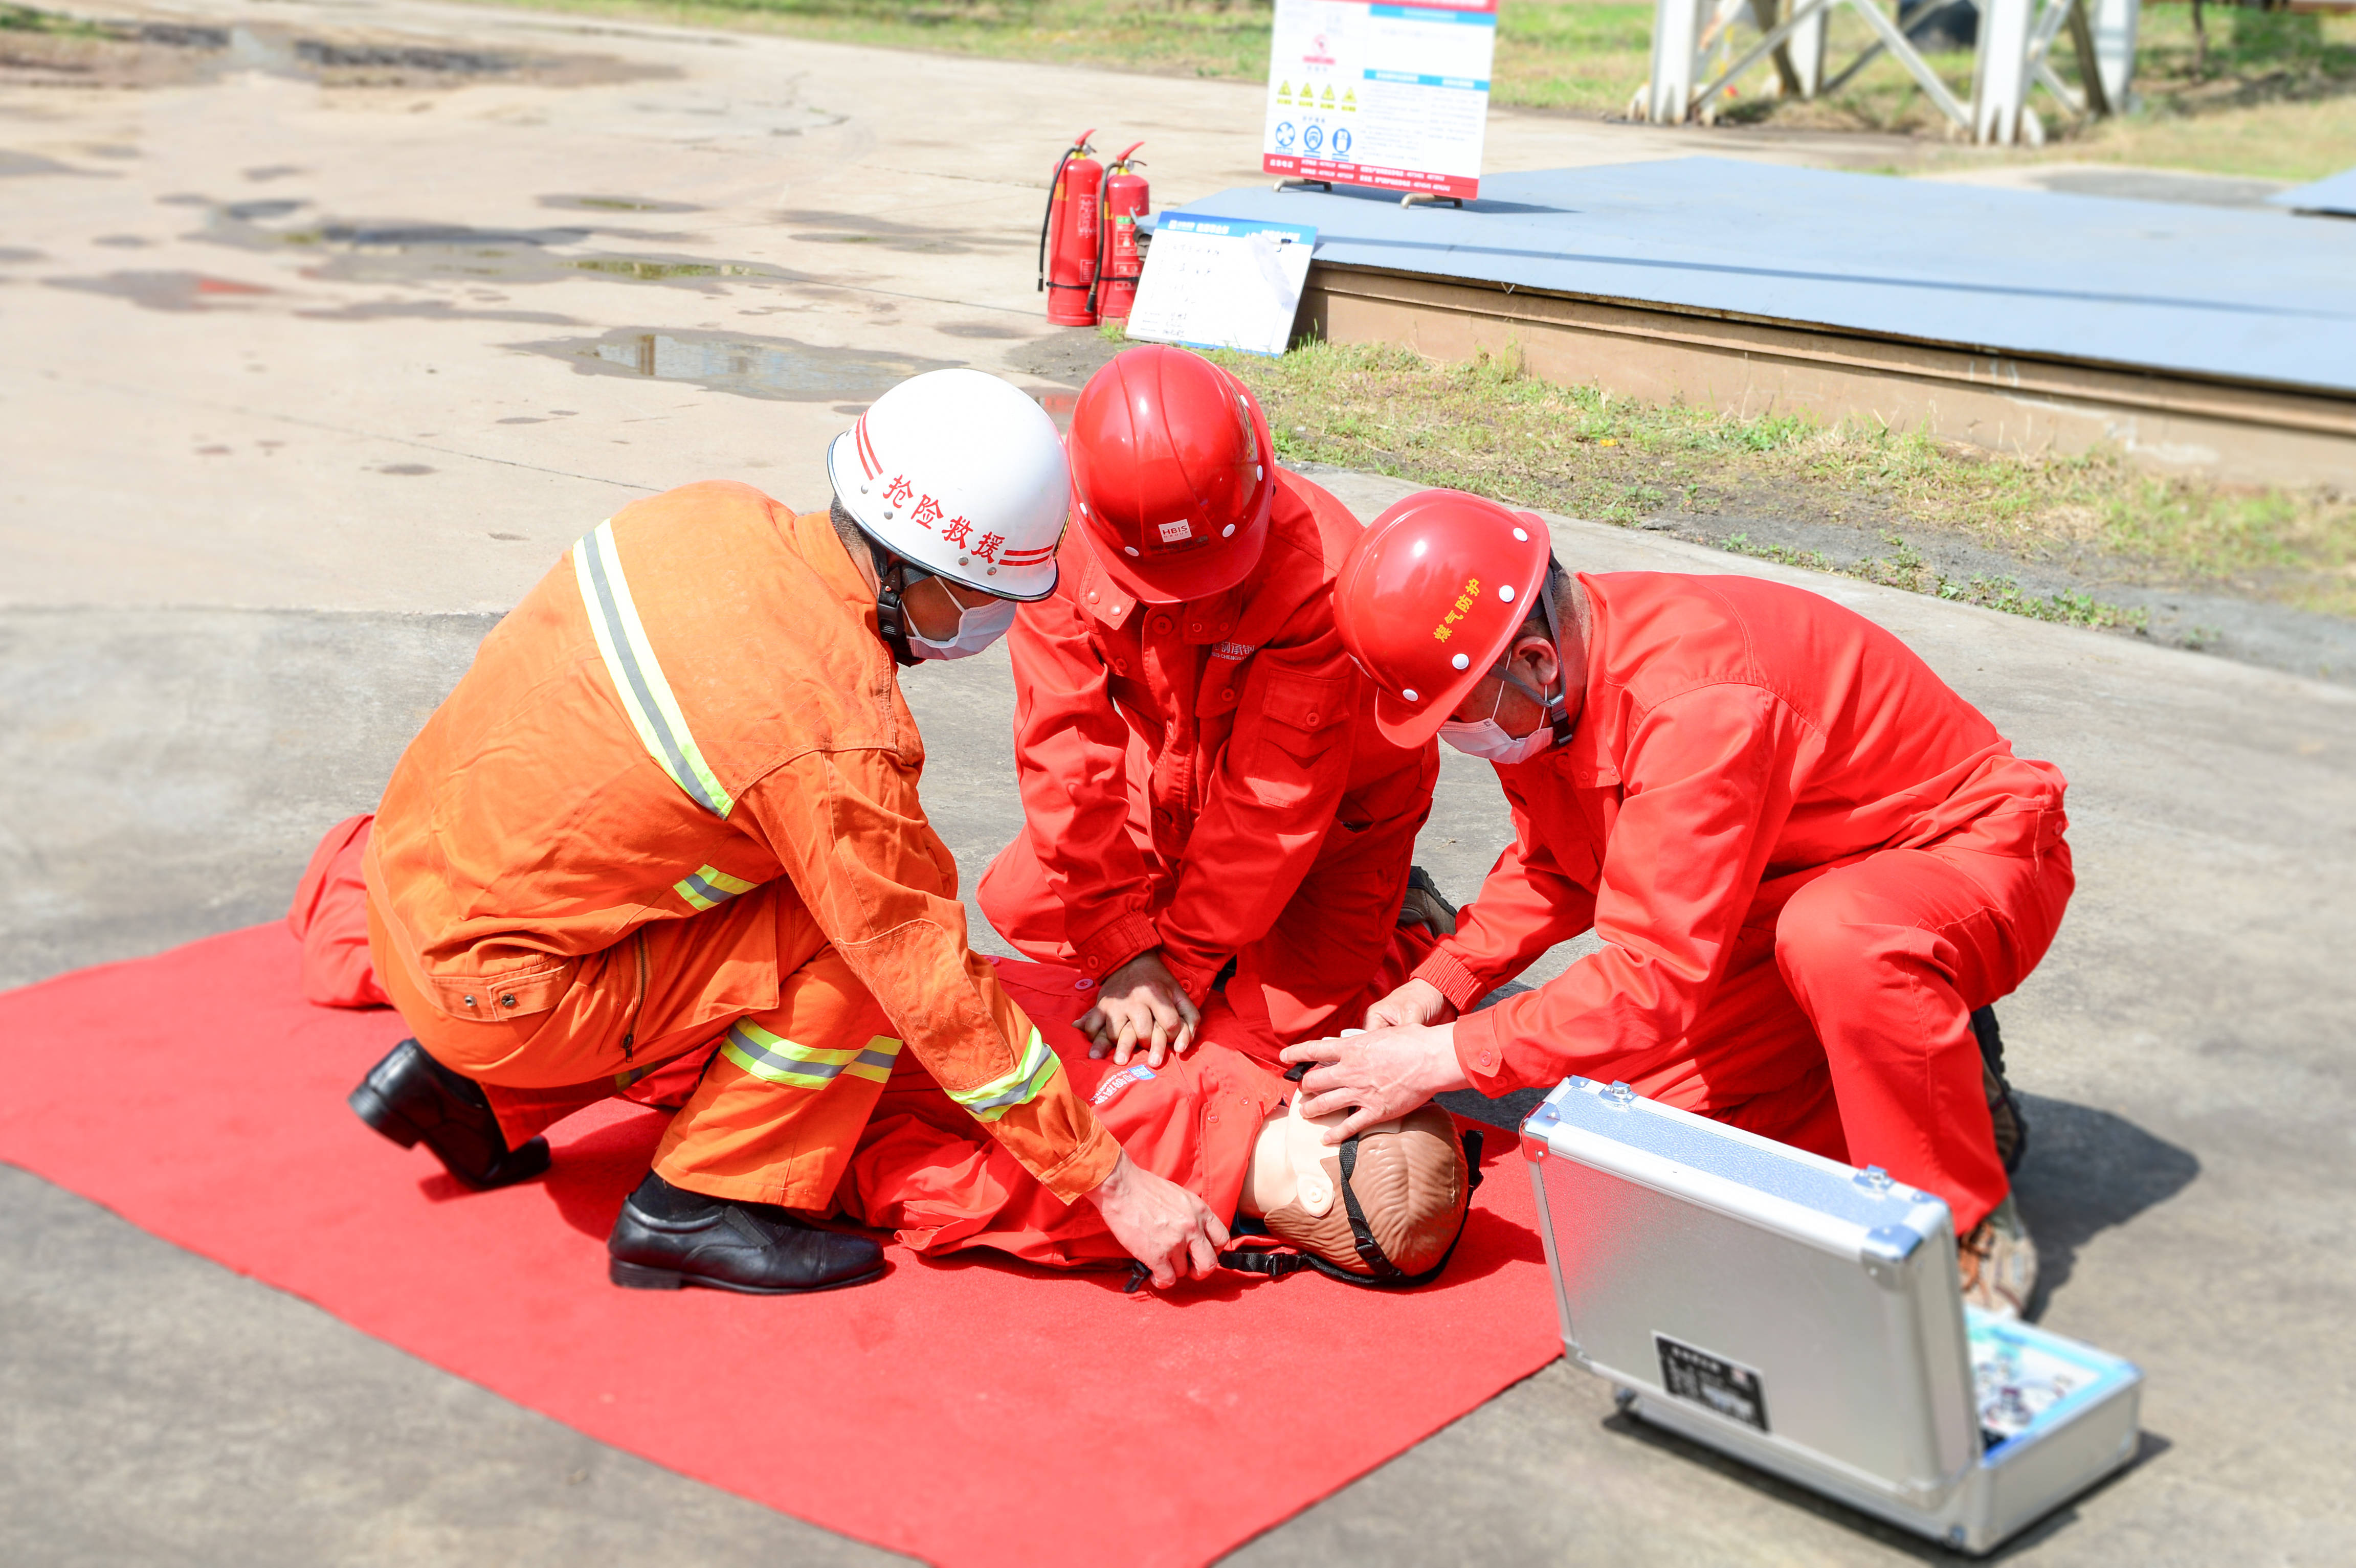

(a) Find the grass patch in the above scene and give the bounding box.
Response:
[2044,5,2356,180]
[1194,338,2356,623]
[0,2,107,34]
[1721,531,2151,630]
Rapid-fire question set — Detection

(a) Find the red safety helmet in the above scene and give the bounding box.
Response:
[1332,489,1554,746]
[1066,344,1275,603]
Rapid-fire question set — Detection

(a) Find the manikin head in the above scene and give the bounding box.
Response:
[1239,1093,1472,1282]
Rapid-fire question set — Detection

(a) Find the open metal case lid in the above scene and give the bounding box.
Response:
[1521,1077,2141,1553]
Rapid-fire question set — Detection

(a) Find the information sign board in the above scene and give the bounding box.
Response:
[1262,0,1496,199]
[1124,216,1317,359]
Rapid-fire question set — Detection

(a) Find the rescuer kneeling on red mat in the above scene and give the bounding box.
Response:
[1290,489,2066,1318]
[344,370,1229,1296]
[979,344,1451,1071]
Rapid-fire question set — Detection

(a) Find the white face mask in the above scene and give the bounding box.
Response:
[906,593,1017,661]
[1438,667,1564,764]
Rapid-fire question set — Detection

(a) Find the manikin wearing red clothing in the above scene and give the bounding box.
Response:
[841,962,1473,1283]
[980,347,1443,1066]
[1293,491,2068,1316]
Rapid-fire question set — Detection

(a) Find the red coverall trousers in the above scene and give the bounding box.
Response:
[1624,819,2074,1234]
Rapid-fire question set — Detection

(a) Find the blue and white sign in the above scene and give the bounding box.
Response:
[1126,215,1318,359]
[1262,0,1496,198]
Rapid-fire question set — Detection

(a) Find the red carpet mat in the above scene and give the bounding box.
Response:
[0,925,1562,1567]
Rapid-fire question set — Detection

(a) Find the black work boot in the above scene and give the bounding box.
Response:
[348,1038,551,1190]
[608,1172,885,1294]
[1397,864,1459,938]
[1972,1006,2029,1175]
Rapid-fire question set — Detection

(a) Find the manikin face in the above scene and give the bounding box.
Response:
[1239,1091,1402,1220]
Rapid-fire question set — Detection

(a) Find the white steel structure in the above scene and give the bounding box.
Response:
[1635,0,2136,145]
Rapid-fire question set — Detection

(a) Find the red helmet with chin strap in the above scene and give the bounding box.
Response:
[1066,344,1275,604]
[1332,489,1554,746]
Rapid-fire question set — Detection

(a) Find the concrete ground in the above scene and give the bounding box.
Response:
[5,3,2353,1563]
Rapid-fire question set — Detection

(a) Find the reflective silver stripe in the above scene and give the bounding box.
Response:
[945,1027,1058,1123]
[720,1023,901,1091]
[675,864,759,912]
[844,1037,904,1084]
[720,1021,858,1089]
[572,520,736,818]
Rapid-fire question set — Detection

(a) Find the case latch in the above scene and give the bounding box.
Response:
[1860,1223,1927,1289]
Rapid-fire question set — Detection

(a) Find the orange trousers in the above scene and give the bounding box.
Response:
[368,878,916,1210]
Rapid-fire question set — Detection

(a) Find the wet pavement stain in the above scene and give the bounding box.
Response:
[568,258,759,281]
[520,329,963,402]
[0,150,108,179]
[774,209,1017,256]
[0,11,676,91]
[291,299,582,327]
[45,271,274,311]
[541,195,703,215]
[193,203,793,295]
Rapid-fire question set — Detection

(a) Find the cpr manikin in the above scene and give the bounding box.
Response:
[1238,1088,1473,1283]
[835,968,1479,1289]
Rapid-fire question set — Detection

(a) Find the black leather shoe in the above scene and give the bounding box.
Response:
[348,1038,551,1190]
[1398,864,1458,938]
[608,1172,885,1294]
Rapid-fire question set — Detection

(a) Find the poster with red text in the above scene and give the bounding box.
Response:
[1261,0,1496,199]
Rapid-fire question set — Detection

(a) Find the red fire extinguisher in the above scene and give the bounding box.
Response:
[1038,129,1103,327]
[1097,142,1148,323]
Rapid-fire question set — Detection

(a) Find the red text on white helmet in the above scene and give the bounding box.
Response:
[826,368,1069,600]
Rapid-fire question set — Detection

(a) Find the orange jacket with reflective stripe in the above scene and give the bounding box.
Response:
[1420,572,2069,1097]
[366,481,1115,1199]
[1002,468,1435,1002]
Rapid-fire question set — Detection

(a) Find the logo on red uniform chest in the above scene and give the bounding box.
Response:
[1091,1064,1159,1106]
[1210,640,1258,662]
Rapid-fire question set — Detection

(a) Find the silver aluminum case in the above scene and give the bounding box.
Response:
[1521,1077,2141,1555]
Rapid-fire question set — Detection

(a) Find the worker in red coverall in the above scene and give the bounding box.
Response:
[978,345,1448,1068]
[1288,490,2069,1318]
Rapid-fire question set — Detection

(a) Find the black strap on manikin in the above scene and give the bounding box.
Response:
[1214,1124,1485,1290]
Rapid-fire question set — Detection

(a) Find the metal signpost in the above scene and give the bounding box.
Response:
[1635,0,2138,145]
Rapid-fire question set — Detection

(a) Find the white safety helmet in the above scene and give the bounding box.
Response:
[825,368,1069,601]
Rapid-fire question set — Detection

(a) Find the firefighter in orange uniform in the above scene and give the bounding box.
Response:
[978,345,1448,1068]
[347,370,1229,1294]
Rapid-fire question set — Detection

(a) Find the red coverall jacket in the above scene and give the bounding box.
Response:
[1417,573,2070,1226]
[980,468,1439,1047]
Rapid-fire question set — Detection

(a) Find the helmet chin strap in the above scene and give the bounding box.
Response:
[832,496,926,668]
[1519,559,1574,749]
[865,535,924,669]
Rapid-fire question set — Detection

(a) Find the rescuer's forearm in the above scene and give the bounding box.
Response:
[743,753,1119,1194]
